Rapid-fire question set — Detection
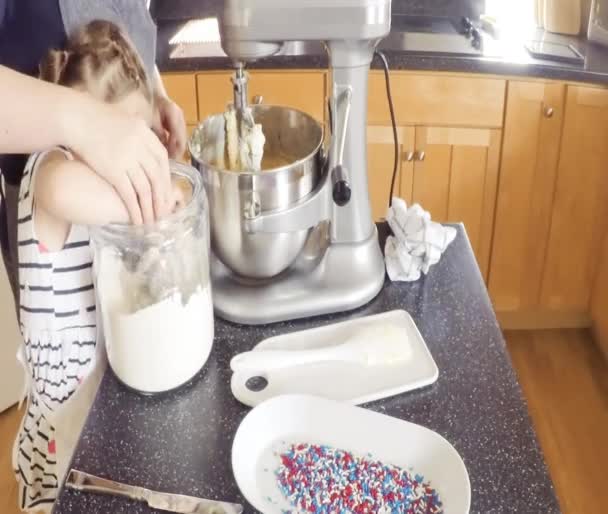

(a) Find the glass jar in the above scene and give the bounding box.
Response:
[90,162,213,394]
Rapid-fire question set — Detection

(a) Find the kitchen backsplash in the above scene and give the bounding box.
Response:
[151,0,220,21]
[151,0,485,21]
[393,0,484,18]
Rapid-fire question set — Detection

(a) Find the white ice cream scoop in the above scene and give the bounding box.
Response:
[230,324,411,373]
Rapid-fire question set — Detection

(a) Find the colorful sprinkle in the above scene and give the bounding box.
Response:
[275,443,443,514]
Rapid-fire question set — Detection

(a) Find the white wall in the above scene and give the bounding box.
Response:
[0,257,24,412]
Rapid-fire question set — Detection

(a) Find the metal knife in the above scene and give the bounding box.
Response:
[66,469,244,514]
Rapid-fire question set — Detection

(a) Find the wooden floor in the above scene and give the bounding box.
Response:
[0,329,606,514]
[506,329,608,514]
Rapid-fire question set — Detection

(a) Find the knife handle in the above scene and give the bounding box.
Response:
[66,469,147,502]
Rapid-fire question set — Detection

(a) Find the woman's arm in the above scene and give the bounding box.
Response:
[0,66,82,153]
[151,66,187,159]
[0,65,171,224]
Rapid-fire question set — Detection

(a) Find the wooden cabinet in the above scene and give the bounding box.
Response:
[489,81,565,316]
[163,70,326,161]
[162,69,608,330]
[160,73,199,124]
[591,233,608,358]
[366,73,504,278]
[540,86,608,312]
[366,124,500,278]
[592,232,608,357]
[412,127,501,279]
[368,72,505,128]
[490,82,608,327]
[162,70,326,124]
[196,71,326,121]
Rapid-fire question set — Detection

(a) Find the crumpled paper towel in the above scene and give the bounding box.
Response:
[385,197,457,282]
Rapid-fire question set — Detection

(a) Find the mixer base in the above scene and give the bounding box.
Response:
[210,228,386,325]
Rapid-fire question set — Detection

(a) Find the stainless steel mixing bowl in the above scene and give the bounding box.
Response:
[189,105,324,279]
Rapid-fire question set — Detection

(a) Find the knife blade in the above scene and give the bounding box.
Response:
[145,489,243,514]
[66,469,243,514]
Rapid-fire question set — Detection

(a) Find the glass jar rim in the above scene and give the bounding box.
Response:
[90,161,204,241]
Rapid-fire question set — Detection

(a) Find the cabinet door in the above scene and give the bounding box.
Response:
[413,126,501,279]
[367,126,415,220]
[488,82,565,312]
[161,73,199,124]
[196,71,326,122]
[591,233,608,357]
[540,86,608,311]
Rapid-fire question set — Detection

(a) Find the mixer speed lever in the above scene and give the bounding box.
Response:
[332,165,351,206]
[330,86,353,206]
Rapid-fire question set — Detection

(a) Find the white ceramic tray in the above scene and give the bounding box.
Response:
[232,394,471,514]
[231,310,438,407]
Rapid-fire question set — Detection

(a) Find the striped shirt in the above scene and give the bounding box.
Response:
[13,149,99,512]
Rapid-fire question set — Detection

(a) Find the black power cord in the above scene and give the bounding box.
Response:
[373,50,399,210]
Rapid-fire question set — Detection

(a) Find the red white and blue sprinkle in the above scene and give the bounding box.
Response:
[275,443,443,514]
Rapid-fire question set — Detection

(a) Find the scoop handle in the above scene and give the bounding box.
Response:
[230,347,344,373]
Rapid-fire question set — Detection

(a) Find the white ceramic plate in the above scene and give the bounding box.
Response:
[231,310,438,407]
[232,395,471,514]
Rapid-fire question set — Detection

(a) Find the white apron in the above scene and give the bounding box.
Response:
[11,150,105,512]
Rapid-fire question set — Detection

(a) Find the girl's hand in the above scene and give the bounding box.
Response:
[154,94,187,160]
[67,97,172,225]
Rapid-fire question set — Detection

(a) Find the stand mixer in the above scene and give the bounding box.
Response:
[195,0,392,325]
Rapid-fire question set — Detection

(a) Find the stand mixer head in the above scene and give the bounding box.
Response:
[191,0,392,324]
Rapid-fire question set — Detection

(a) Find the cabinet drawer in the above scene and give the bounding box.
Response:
[161,73,198,124]
[196,71,326,122]
[369,72,505,128]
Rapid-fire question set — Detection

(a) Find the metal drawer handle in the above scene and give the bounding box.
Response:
[416,151,426,161]
[404,151,415,162]
[544,106,554,118]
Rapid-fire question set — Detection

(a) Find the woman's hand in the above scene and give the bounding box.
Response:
[154,94,187,160]
[67,97,172,225]
[0,67,175,225]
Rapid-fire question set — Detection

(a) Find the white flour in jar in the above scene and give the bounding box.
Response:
[97,249,214,393]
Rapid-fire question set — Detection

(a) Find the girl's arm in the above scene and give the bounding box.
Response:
[34,152,130,251]
[33,153,185,252]
[0,65,171,225]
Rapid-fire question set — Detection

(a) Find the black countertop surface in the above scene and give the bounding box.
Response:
[53,225,560,514]
[154,4,608,86]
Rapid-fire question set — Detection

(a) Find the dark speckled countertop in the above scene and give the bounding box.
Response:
[153,2,608,86]
[53,224,560,514]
